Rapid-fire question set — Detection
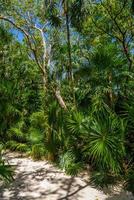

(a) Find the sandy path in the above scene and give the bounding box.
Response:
[0,152,133,200]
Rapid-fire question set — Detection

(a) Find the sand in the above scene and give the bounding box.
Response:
[0,152,133,200]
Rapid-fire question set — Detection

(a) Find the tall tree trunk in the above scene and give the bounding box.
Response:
[65,10,73,81]
[64,2,76,107]
[37,27,67,110]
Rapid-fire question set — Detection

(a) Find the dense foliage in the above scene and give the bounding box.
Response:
[0,0,134,193]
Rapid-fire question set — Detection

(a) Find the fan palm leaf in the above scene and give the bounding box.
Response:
[83,113,126,173]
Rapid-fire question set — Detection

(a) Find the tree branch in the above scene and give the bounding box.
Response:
[0,15,67,110]
[0,15,46,75]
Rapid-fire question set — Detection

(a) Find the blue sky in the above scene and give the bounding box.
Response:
[11,29,24,42]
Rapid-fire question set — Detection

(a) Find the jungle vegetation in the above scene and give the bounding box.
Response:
[0,0,134,193]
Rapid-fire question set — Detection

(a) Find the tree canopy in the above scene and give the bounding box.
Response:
[0,0,134,193]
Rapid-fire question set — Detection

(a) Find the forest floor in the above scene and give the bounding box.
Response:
[0,152,134,200]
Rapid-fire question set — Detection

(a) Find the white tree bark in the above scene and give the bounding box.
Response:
[0,16,67,110]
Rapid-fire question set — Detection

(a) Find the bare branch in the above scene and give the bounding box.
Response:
[0,15,67,110]
[0,15,29,37]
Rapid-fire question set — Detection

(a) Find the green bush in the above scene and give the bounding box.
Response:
[31,144,45,160]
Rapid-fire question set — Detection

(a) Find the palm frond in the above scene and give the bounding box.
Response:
[90,170,121,189]
[28,128,44,144]
[0,150,13,182]
[83,113,126,173]
[59,151,83,176]
[66,111,85,135]
[0,161,13,182]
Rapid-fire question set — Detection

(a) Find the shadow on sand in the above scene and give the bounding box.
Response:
[0,159,89,200]
[0,153,133,200]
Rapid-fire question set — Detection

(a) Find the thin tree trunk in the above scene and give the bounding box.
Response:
[108,72,114,107]
[64,3,76,107]
[36,27,67,110]
[55,89,67,110]
[65,10,73,81]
